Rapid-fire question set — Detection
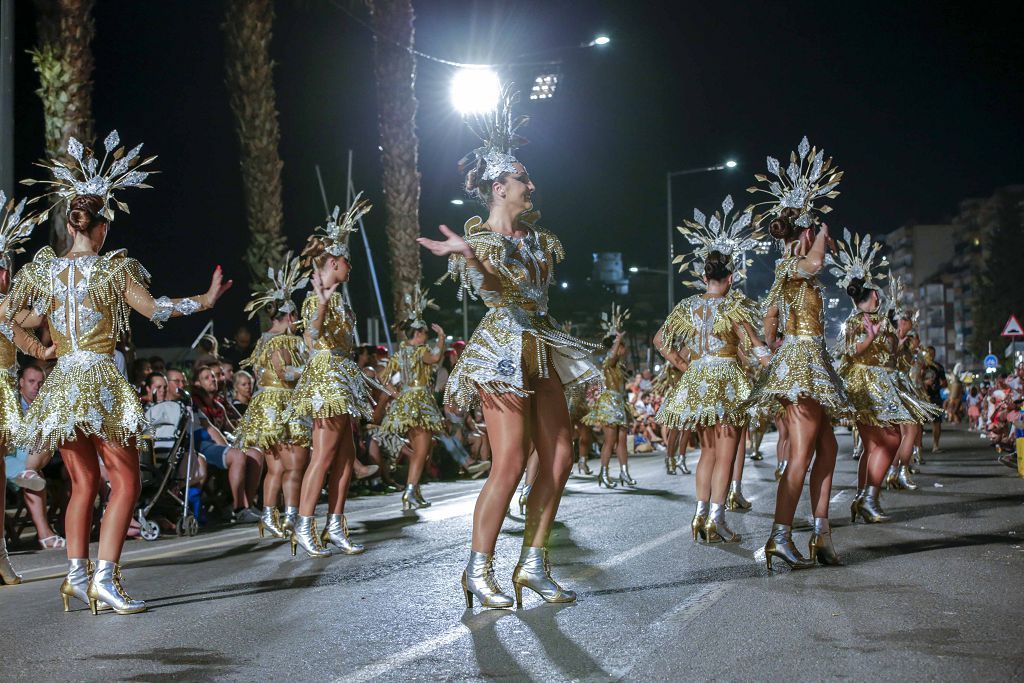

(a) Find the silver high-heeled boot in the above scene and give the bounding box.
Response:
[401,484,421,511]
[808,517,841,566]
[322,514,365,555]
[281,506,298,535]
[774,460,788,481]
[461,550,514,609]
[597,465,617,488]
[518,483,532,516]
[725,480,752,511]
[882,465,898,490]
[704,503,741,543]
[413,485,431,509]
[87,560,146,615]
[59,559,92,611]
[896,465,919,491]
[0,536,22,586]
[618,464,637,487]
[290,515,332,557]
[852,486,891,523]
[511,546,576,608]
[257,506,287,539]
[764,522,814,571]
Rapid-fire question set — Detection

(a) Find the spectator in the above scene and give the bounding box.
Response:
[922,346,947,453]
[131,358,153,394]
[149,356,167,374]
[142,372,168,406]
[5,365,64,549]
[166,368,188,401]
[221,325,255,368]
[231,370,253,415]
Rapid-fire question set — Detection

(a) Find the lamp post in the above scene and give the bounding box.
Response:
[666,160,737,313]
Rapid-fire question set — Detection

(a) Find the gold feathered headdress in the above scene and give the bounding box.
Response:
[22,130,157,221]
[747,136,842,231]
[674,194,765,289]
[243,251,310,320]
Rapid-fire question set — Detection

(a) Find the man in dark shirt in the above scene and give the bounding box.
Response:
[922,346,948,453]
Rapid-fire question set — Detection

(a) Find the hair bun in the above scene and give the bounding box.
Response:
[768,207,801,241]
[67,194,105,233]
[703,250,733,281]
[846,277,869,303]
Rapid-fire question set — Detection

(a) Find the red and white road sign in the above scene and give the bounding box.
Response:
[1001,315,1024,337]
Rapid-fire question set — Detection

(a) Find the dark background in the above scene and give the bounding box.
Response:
[10,1,1024,347]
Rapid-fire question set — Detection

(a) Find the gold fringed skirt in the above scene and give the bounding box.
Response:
[656,356,751,430]
[843,363,943,426]
[581,390,630,428]
[234,386,311,449]
[0,370,21,448]
[744,335,851,423]
[379,386,445,435]
[564,382,591,422]
[288,350,374,422]
[18,351,145,452]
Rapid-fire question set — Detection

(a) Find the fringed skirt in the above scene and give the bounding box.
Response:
[744,335,851,423]
[581,390,630,428]
[288,350,375,422]
[379,386,446,435]
[844,363,943,427]
[234,386,311,449]
[656,356,751,431]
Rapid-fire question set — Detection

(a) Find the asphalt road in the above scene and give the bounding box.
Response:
[3,426,1022,682]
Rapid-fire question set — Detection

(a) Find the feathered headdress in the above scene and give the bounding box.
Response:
[315,192,371,261]
[884,274,917,322]
[22,130,157,221]
[398,284,439,331]
[0,191,46,269]
[599,303,630,338]
[243,251,310,320]
[747,136,842,232]
[826,229,889,291]
[459,82,529,182]
[674,194,765,289]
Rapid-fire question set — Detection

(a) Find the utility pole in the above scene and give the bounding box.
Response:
[0,0,15,198]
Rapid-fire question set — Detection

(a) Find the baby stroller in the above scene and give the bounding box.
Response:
[136,398,200,540]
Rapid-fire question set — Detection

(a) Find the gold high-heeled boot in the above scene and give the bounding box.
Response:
[257,506,287,539]
[413,485,431,508]
[87,561,147,615]
[461,550,513,609]
[725,481,752,511]
[852,486,890,523]
[704,503,741,543]
[401,484,421,511]
[576,457,593,475]
[281,506,298,535]
[512,546,576,608]
[774,460,788,481]
[597,465,617,488]
[691,501,709,542]
[518,483,532,516]
[896,465,918,491]
[290,515,332,557]
[322,514,365,554]
[60,559,93,611]
[618,464,637,487]
[808,517,842,566]
[0,536,22,586]
[764,523,814,571]
[882,466,898,490]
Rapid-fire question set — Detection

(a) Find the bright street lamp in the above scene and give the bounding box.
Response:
[450,198,464,206]
[629,266,638,273]
[725,160,737,168]
[590,35,611,46]
[450,68,500,114]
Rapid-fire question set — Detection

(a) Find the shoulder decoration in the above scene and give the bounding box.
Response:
[826,229,888,290]
[460,82,528,182]
[675,194,764,290]
[23,129,157,221]
[747,135,842,232]
[244,250,310,320]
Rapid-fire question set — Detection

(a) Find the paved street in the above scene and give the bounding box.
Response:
[3,426,1022,682]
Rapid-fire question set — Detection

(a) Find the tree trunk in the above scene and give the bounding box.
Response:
[369,0,422,312]
[223,0,286,284]
[31,0,96,256]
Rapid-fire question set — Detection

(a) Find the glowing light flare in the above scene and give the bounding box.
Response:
[450,69,500,114]
[725,160,738,168]
[591,35,611,46]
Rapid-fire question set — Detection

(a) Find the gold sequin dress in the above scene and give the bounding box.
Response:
[379,342,445,435]
[838,313,940,426]
[581,354,630,428]
[744,256,851,422]
[443,213,600,410]
[288,292,375,421]
[234,332,311,448]
[0,294,49,445]
[656,290,761,430]
[6,247,206,451]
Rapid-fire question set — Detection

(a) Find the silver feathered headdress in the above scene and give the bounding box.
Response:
[315,192,371,261]
[674,194,765,289]
[22,130,157,221]
[243,251,310,320]
[399,284,440,331]
[0,191,46,269]
[826,229,889,291]
[599,303,630,338]
[747,136,842,232]
[459,82,529,182]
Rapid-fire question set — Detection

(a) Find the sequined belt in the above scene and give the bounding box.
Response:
[56,349,114,372]
[311,348,351,359]
[690,355,737,366]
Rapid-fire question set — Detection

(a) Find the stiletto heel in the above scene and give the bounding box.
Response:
[61,594,70,612]
[290,536,298,556]
[852,486,889,523]
[725,481,752,511]
[704,503,741,544]
[0,537,22,585]
[511,546,576,607]
[461,575,474,608]
[514,582,523,609]
[87,561,146,615]
[59,558,92,612]
[257,525,265,539]
[88,598,99,615]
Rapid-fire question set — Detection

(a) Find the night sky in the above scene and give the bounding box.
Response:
[10,1,1024,348]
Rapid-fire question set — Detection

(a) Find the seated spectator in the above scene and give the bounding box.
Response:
[166,368,188,401]
[5,365,64,549]
[231,370,253,416]
[131,357,153,394]
[141,372,168,407]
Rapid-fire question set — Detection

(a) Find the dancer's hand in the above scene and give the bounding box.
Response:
[431,323,445,338]
[205,265,234,306]
[312,270,339,304]
[417,225,474,259]
[41,344,57,361]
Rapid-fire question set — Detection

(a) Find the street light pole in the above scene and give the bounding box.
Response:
[665,162,737,314]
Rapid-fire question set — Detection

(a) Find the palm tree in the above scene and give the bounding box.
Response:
[368,0,422,311]
[30,0,96,255]
[223,0,286,284]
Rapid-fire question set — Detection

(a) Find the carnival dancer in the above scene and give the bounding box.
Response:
[582,305,635,488]
[654,195,771,544]
[233,252,311,539]
[652,361,691,474]
[287,195,380,557]
[744,136,850,569]
[417,83,601,609]
[379,285,448,511]
[8,132,230,612]
[0,193,52,586]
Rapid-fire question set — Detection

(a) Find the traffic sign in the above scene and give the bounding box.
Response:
[984,354,999,370]
[1001,315,1023,337]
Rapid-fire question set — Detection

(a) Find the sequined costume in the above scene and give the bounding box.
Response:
[234,332,311,448]
[0,296,50,444]
[581,353,630,428]
[379,342,446,435]
[651,363,682,399]
[443,212,600,410]
[7,248,206,452]
[657,290,762,430]
[288,292,375,421]
[744,256,850,421]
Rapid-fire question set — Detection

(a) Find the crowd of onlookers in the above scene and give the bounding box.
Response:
[955,364,1024,469]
